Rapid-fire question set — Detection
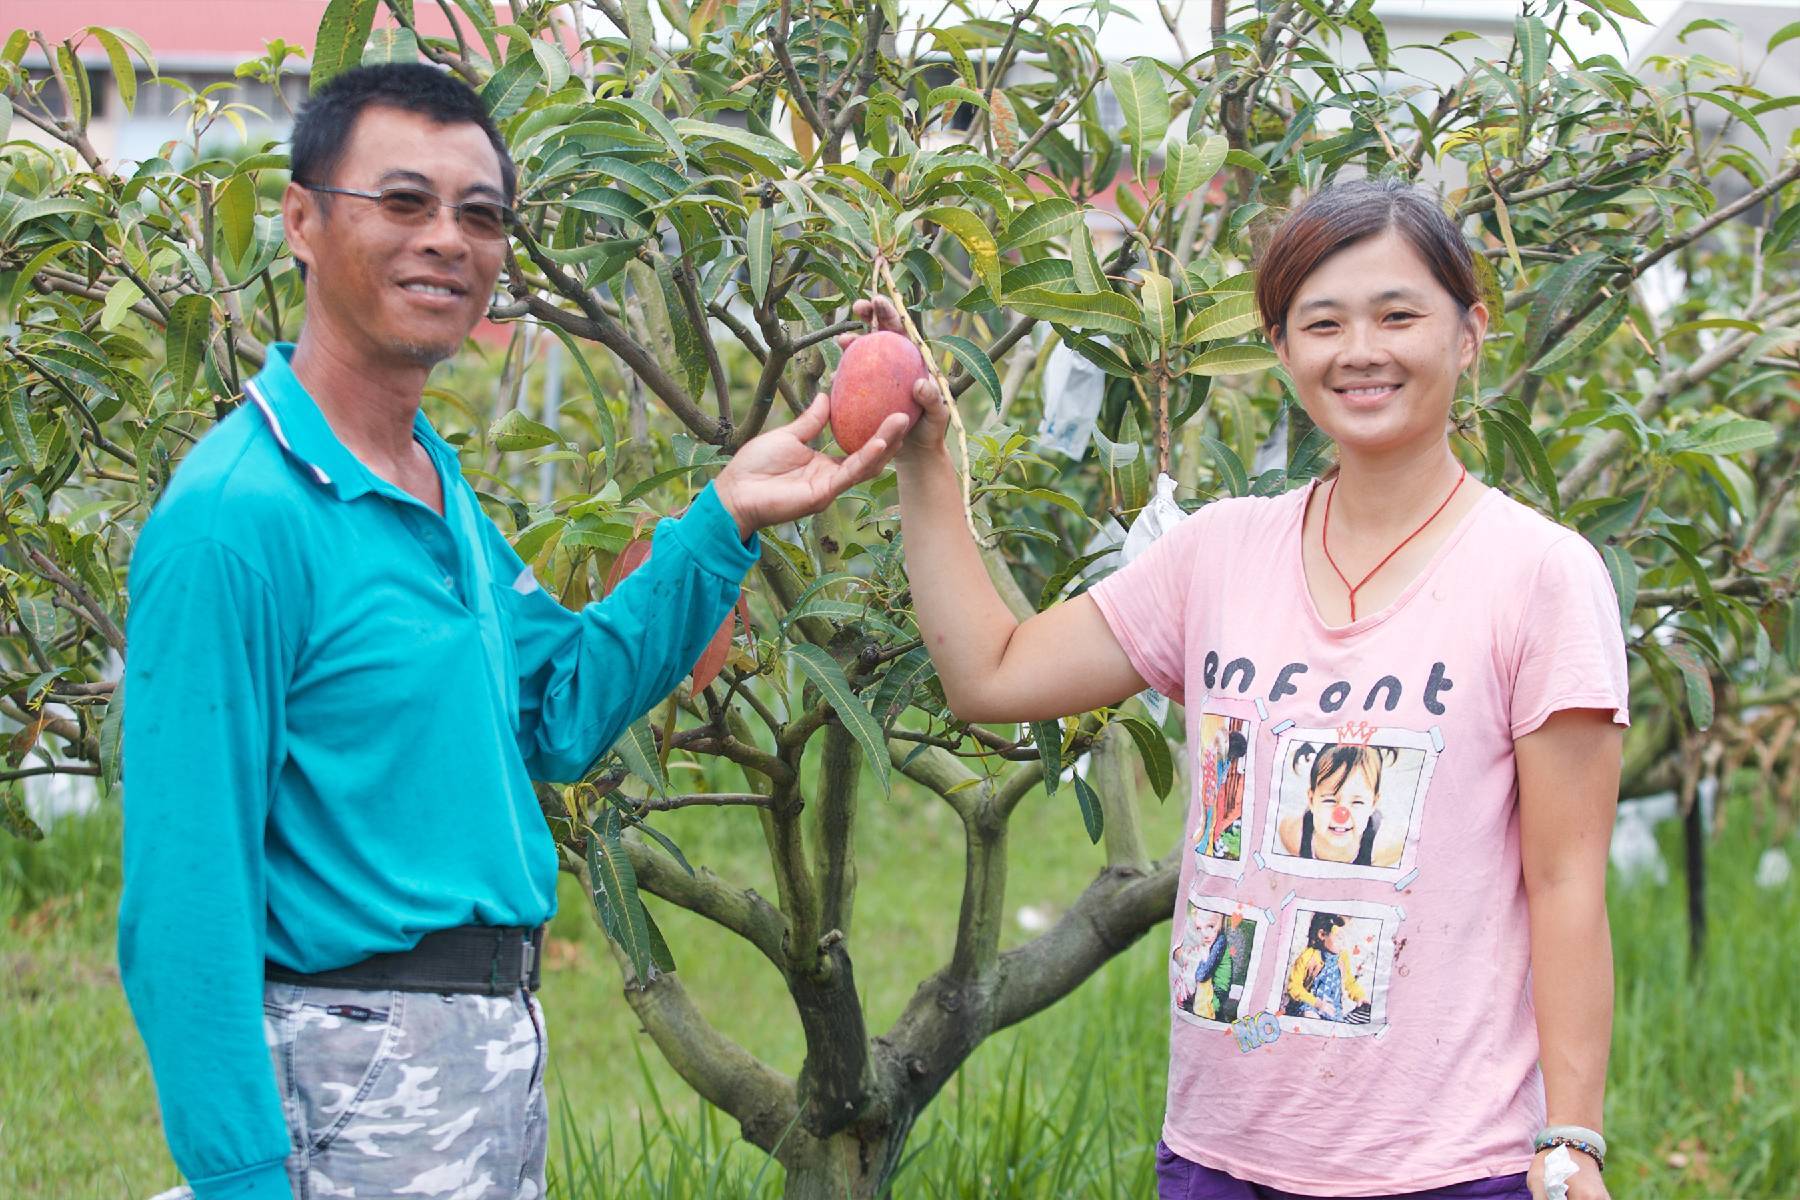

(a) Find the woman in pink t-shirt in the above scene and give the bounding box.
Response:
[855,179,1627,1199]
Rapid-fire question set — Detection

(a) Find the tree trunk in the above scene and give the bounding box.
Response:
[778,1109,919,1200]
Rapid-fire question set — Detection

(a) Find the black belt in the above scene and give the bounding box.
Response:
[266,924,544,995]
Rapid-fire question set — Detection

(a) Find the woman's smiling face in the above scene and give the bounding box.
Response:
[1273,229,1486,460]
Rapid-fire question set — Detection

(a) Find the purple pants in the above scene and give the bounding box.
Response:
[1155,1142,1530,1200]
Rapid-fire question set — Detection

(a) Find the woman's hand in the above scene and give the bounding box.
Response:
[839,297,950,459]
[1527,1147,1608,1200]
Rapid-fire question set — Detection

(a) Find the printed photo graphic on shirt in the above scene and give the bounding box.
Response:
[1258,723,1438,883]
[1268,898,1400,1038]
[1192,704,1257,880]
[1170,888,1273,1030]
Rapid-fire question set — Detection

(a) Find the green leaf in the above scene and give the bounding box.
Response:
[1183,292,1262,344]
[1518,15,1549,90]
[1033,720,1062,795]
[1532,292,1628,373]
[361,28,419,65]
[489,409,563,451]
[165,294,211,395]
[748,204,774,306]
[1664,642,1713,730]
[1762,203,1800,256]
[1005,286,1141,336]
[1113,58,1170,159]
[1070,222,1106,295]
[3,389,42,470]
[612,718,667,796]
[790,644,891,793]
[672,118,803,171]
[1001,198,1081,251]
[586,813,656,981]
[1199,435,1248,497]
[99,685,125,791]
[1600,543,1638,626]
[100,278,145,332]
[1770,20,1800,53]
[1072,774,1104,843]
[938,334,1001,411]
[1117,715,1173,800]
[312,0,379,92]
[924,206,1001,300]
[1185,344,1278,376]
[543,326,616,467]
[217,172,256,263]
[482,50,545,120]
[1671,418,1777,457]
[2,788,44,842]
[1526,252,1608,352]
[1140,270,1175,348]
[530,39,572,92]
[866,646,935,729]
[1038,546,1118,610]
[1161,133,1227,206]
[87,28,144,113]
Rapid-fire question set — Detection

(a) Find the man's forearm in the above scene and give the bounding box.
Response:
[1528,880,1613,1130]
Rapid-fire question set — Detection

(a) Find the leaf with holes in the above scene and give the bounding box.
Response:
[790,643,890,793]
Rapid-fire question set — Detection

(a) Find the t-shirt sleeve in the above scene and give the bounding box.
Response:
[1087,506,1211,705]
[1508,534,1631,738]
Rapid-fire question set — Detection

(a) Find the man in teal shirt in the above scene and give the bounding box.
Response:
[121,65,909,1200]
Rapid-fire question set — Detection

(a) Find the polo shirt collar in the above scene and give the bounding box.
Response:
[244,343,458,503]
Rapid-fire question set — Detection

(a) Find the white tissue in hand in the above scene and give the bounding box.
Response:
[1543,1146,1579,1200]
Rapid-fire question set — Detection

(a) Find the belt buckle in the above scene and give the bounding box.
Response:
[520,931,537,985]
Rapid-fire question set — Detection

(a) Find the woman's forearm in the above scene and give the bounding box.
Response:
[1527,879,1613,1131]
[893,445,1026,716]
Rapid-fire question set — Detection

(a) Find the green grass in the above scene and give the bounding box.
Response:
[3,791,1795,1199]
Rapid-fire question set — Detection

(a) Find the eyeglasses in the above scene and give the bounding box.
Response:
[298,183,513,241]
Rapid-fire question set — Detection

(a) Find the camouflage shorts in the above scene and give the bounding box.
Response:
[156,982,548,1199]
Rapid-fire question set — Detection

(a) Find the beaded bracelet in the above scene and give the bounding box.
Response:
[1535,1135,1606,1174]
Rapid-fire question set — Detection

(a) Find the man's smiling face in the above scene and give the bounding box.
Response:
[286,106,508,370]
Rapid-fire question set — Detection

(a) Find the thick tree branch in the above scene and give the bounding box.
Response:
[625,835,790,969]
[991,850,1179,1028]
[605,942,804,1155]
[813,723,860,938]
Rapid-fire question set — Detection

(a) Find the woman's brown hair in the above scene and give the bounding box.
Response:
[1254,178,1480,340]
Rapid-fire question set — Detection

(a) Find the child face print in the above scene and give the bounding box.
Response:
[1303,751,1381,863]
[1261,725,1439,883]
[1171,890,1271,1029]
[1269,900,1399,1037]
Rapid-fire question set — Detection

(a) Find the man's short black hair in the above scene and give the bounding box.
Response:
[290,63,516,202]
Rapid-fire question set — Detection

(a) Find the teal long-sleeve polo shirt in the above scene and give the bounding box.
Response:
[118,344,758,1199]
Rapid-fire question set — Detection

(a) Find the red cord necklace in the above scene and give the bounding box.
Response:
[1320,464,1467,622]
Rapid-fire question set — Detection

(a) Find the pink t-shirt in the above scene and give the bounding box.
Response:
[1090,483,1629,1195]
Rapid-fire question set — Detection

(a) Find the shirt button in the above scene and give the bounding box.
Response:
[442,574,455,588]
